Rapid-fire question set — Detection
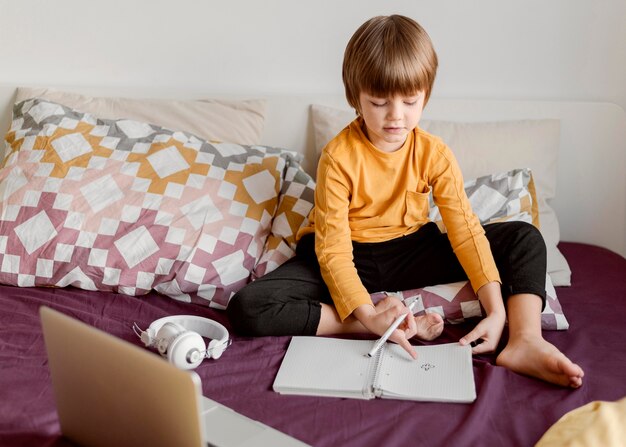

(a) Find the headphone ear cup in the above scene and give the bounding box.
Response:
[155,322,187,356]
[167,331,206,370]
[208,338,225,360]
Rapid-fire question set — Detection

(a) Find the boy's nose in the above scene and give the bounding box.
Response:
[387,103,402,120]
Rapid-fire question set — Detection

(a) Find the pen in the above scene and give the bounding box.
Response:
[367,300,417,358]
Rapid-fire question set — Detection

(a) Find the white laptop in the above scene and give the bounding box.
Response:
[39,306,309,447]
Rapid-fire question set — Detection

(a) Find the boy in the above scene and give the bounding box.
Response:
[228,15,583,388]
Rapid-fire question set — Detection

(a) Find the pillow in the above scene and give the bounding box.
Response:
[535,397,626,447]
[0,98,292,309]
[310,104,571,286]
[14,87,267,146]
[422,119,570,286]
[429,168,540,231]
[371,274,569,331]
[252,153,316,279]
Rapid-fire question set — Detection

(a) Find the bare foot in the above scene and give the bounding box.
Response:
[496,335,584,388]
[413,313,444,341]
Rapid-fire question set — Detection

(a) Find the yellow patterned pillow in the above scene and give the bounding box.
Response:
[253,153,315,278]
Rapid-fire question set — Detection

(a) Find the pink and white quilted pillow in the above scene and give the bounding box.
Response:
[0,98,296,308]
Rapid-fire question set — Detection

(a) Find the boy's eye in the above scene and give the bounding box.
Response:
[404,101,417,106]
[371,101,387,107]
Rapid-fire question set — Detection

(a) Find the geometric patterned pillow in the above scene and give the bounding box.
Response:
[0,98,297,309]
[371,273,569,331]
[429,167,540,230]
[252,153,315,279]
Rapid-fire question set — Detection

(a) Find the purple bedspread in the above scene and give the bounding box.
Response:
[1,242,625,447]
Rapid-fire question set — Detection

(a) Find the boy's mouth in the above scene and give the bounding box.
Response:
[384,126,404,133]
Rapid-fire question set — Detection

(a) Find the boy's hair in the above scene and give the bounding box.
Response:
[343,15,438,112]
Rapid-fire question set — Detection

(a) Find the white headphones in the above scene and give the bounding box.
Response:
[133,315,230,370]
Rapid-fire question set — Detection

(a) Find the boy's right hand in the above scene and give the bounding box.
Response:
[353,297,418,359]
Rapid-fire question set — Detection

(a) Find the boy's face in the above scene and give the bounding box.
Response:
[358,91,425,153]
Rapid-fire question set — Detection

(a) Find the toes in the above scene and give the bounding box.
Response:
[570,376,583,388]
[427,312,444,324]
[556,356,584,380]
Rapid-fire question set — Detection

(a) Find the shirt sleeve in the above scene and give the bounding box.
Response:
[429,143,501,291]
[314,151,373,321]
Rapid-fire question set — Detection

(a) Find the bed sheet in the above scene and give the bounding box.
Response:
[0,242,625,447]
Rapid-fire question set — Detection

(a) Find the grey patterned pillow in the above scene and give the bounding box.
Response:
[415,168,568,330]
[429,168,540,231]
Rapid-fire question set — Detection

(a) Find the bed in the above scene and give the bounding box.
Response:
[0,86,625,447]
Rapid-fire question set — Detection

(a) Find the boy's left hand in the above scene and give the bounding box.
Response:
[459,312,505,354]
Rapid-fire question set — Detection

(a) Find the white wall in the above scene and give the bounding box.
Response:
[1,0,625,111]
[1,0,625,252]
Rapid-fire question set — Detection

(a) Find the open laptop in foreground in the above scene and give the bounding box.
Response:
[40,306,309,447]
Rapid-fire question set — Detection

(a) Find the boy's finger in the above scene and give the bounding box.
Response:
[470,339,493,354]
[404,312,417,337]
[459,333,491,354]
[392,331,417,359]
[459,330,480,346]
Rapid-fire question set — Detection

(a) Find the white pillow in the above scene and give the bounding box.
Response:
[15,87,266,146]
[310,104,572,286]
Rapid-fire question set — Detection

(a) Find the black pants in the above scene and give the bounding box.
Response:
[227,221,547,336]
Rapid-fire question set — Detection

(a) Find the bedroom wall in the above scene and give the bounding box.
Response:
[1,0,625,111]
[0,0,625,251]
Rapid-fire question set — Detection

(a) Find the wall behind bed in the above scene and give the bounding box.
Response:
[0,0,625,109]
[1,0,625,255]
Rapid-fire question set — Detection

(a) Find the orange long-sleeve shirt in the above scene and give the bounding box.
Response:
[298,118,500,321]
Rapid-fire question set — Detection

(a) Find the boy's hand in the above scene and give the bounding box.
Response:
[459,281,506,354]
[353,296,418,359]
[459,312,505,354]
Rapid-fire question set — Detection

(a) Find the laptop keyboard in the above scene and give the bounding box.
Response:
[200,397,309,447]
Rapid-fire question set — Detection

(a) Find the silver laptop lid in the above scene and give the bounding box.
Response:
[40,306,206,447]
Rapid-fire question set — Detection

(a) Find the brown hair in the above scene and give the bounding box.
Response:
[342,15,438,112]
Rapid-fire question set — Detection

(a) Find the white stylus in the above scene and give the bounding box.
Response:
[366,300,417,358]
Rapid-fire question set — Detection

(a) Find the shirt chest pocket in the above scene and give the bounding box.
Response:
[403,188,431,227]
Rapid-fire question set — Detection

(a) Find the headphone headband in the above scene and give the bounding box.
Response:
[143,315,229,344]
